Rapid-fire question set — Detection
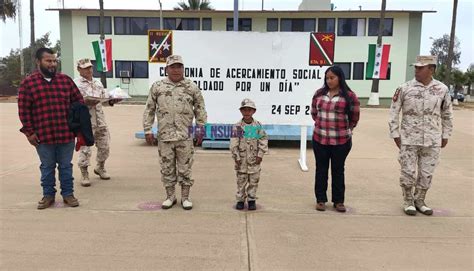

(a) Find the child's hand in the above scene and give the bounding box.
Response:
[234,160,241,170]
[256,157,262,164]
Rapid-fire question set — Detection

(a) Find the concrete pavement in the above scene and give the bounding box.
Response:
[0,103,473,270]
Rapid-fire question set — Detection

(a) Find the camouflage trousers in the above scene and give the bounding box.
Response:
[158,140,194,188]
[236,171,260,202]
[77,127,110,167]
[398,145,440,190]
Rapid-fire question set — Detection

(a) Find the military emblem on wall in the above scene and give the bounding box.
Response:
[149,30,173,63]
[309,33,335,66]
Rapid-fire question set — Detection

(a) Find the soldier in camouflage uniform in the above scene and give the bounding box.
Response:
[143,55,207,210]
[230,99,268,211]
[74,58,121,187]
[389,55,453,216]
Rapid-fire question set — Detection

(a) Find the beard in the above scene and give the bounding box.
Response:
[39,65,56,78]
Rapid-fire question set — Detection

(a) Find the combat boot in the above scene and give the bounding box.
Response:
[94,161,110,180]
[402,187,417,216]
[162,186,177,209]
[414,188,433,215]
[80,166,91,187]
[181,185,193,210]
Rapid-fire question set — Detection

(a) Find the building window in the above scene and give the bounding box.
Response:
[87,16,112,34]
[91,60,113,78]
[352,62,364,80]
[226,18,252,31]
[130,17,147,35]
[146,18,161,30]
[132,61,149,78]
[334,62,351,80]
[176,18,200,30]
[317,18,335,33]
[337,18,366,36]
[114,17,131,35]
[202,18,212,30]
[368,18,393,36]
[115,61,149,78]
[280,19,315,32]
[164,18,176,30]
[267,18,278,32]
[115,17,163,35]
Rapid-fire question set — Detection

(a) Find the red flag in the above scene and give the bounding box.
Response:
[309,33,335,66]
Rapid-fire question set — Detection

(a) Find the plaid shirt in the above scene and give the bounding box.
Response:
[311,88,360,145]
[18,71,84,144]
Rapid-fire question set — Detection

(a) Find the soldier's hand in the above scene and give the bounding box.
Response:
[256,157,262,164]
[145,133,156,145]
[84,98,100,106]
[195,125,205,146]
[394,137,401,149]
[27,133,40,147]
[234,160,241,170]
[441,138,448,148]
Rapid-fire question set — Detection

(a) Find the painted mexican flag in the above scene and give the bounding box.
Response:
[366,44,390,79]
[92,39,112,72]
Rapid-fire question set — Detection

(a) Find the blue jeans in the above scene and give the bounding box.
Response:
[36,142,75,197]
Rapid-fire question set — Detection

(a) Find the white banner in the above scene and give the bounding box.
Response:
[149,31,327,126]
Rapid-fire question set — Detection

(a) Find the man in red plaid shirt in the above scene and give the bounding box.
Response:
[18,48,84,209]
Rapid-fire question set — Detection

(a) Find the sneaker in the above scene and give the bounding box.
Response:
[37,196,55,209]
[236,201,245,210]
[334,203,346,213]
[248,200,256,211]
[181,199,193,210]
[162,197,177,209]
[63,195,79,207]
[316,202,326,211]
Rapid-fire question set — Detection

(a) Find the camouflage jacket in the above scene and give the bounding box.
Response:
[74,76,109,129]
[230,119,269,174]
[388,78,453,147]
[143,77,207,141]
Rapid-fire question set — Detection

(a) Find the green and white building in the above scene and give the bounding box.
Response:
[50,2,433,101]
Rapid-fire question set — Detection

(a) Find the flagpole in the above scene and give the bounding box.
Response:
[233,0,239,31]
[99,0,107,88]
[367,0,386,106]
[159,0,163,30]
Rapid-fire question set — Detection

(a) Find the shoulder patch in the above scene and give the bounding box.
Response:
[392,88,401,102]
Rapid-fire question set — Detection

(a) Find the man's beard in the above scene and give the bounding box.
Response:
[40,65,56,78]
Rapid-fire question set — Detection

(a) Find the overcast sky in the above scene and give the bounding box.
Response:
[0,0,472,70]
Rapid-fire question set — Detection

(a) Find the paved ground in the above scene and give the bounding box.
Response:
[0,103,472,270]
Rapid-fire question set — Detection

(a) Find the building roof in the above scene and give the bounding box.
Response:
[46,8,436,14]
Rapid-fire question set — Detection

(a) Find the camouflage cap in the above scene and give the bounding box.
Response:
[239,98,257,110]
[76,58,93,69]
[411,55,437,67]
[166,55,184,66]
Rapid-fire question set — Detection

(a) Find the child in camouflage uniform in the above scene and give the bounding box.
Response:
[230,99,268,210]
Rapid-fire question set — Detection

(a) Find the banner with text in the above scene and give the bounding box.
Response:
[148,31,332,126]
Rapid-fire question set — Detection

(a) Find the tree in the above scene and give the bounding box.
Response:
[174,0,213,10]
[30,0,35,71]
[430,35,461,67]
[445,0,458,85]
[464,64,474,95]
[0,0,17,21]
[0,33,57,93]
